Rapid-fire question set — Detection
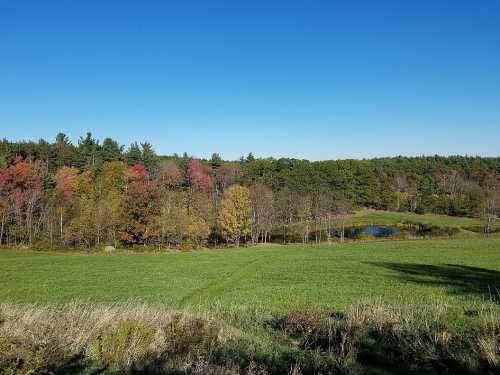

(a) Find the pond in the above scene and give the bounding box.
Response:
[342,225,400,239]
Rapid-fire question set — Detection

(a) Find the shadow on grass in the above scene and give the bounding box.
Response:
[369,262,500,303]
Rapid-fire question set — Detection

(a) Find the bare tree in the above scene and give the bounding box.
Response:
[438,170,470,215]
[249,184,274,244]
[483,174,500,234]
[333,194,352,242]
[295,194,312,243]
[213,164,240,200]
[274,188,294,244]
[311,189,331,243]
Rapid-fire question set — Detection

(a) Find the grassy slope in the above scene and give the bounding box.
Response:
[1,238,499,314]
[347,210,485,228]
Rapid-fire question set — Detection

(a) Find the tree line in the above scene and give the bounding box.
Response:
[0,133,499,249]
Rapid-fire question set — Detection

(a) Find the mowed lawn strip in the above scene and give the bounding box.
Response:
[1,238,499,312]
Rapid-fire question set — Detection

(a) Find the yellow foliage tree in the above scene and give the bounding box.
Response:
[217,185,252,246]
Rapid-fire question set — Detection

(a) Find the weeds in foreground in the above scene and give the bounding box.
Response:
[0,302,499,374]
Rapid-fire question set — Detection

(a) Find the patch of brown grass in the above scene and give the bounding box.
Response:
[0,303,226,374]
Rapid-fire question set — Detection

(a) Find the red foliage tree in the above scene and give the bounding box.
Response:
[55,167,79,242]
[120,164,152,244]
[1,158,44,244]
[55,167,79,203]
[187,159,211,191]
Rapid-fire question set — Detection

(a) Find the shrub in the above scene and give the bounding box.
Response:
[92,319,155,372]
[474,333,500,368]
[468,309,500,370]
[392,231,408,240]
[160,312,221,357]
[275,303,500,374]
[276,308,364,372]
[180,240,193,252]
[357,232,376,241]
[418,224,460,237]
[0,334,74,375]
[276,308,329,345]
[0,304,226,375]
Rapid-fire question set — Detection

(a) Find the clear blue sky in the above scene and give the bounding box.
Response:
[1,0,499,160]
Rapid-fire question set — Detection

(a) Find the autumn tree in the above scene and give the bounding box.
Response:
[249,183,274,243]
[119,165,153,245]
[150,190,209,249]
[97,161,127,246]
[150,161,183,248]
[213,164,239,198]
[393,175,418,212]
[218,185,252,246]
[156,160,182,189]
[0,158,44,245]
[187,159,211,192]
[0,166,8,245]
[65,170,97,247]
[54,166,79,243]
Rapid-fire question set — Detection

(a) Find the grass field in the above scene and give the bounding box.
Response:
[1,238,500,374]
[1,238,499,312]
[347,209,487,228]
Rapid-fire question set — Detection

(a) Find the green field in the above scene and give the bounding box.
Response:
[2,238,499,312]
[348,209,486,228]
[2,238,500,374]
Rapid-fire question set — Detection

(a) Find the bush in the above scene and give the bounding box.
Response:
[276,308,330,342]
[275,303,500,374]
[276,308,364,372]
[0,334,74,375]
[0,304,225,375]
[357,232,376,241]
[160,312,221,357]
[179,240,193,252]
[392,231,408,240]
[468,310,500,370]
[31,238,62,251]
[92,319,154,372]
[465,225,500,234]
[418,224,460,237]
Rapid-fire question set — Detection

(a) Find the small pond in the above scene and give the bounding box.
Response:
[341,225,400,239]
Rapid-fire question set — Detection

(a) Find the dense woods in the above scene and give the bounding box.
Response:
[0,133,499,249]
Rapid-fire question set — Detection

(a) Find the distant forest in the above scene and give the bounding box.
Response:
[0,133,499,248]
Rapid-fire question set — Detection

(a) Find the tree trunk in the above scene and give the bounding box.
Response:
[60,210,64,244]
[0,215,4,246]
[341,217,345,243]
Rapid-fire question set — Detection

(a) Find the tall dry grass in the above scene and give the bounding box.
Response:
[0,301,499,374]
[275,301,500,374]
[0,303,227,374]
